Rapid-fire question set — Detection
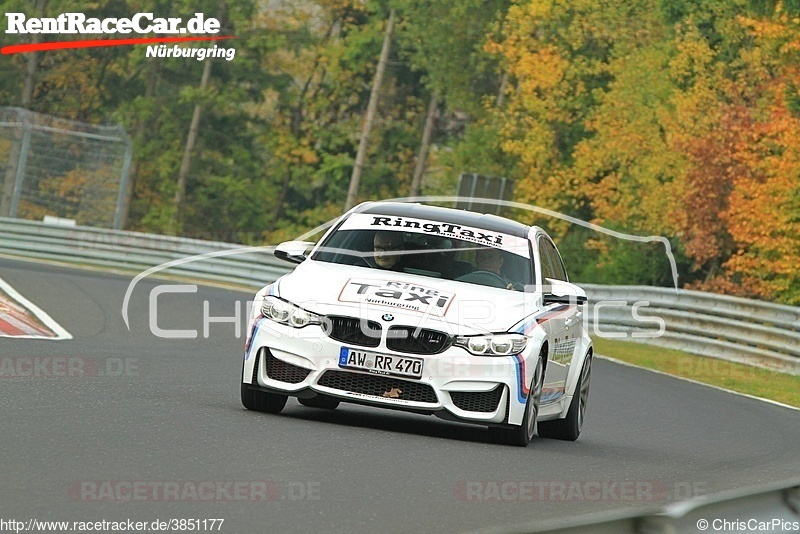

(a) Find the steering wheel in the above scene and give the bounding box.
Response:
[457,270,509,289]
[344,253,373,268]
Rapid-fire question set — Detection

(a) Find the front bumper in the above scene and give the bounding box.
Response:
[242,319,537,426]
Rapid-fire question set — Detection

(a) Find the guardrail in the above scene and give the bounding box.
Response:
[582,284,800,375]
[1,217,798,374]
[522,478,800,534]
[0,217,284,289]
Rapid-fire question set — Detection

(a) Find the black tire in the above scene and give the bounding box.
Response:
[298,395,340,410]
[538,353,591,441]
[489,353,544,447]
[240,360,287,414]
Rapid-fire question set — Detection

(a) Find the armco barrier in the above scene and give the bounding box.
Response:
[582,284,800,375]
[1,217,798,374]
[517,478,800,534]
[0,217,284,288]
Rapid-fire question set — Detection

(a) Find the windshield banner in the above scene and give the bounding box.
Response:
[340,213,530,258]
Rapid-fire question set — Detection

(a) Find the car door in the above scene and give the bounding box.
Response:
[537,236,577,403]
[547,240,582,364]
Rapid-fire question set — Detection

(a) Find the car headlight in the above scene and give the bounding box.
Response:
[454,334,528,356]
[261,296,320,328]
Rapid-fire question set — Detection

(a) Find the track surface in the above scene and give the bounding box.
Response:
[1,257,799,533]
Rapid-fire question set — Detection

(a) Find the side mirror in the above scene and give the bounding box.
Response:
[542,279,588,305]
[274,241,315,265]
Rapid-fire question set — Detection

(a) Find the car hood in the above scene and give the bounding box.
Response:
[274,260,539,335]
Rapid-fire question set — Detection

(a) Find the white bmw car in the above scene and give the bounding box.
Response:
[241,202,592,446]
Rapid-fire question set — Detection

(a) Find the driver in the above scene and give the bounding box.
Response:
[475,247,514,289]
[372,231,407,271]
[476,247,503,274]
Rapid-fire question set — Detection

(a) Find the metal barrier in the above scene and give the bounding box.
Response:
[582,284,800,375]
[1,217,798,374]
[0,217,284,288]
[521,478,800,534]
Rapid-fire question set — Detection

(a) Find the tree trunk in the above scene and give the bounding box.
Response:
[0,125,22,218]
[171,56,213,234]
[1,0,46,217]
[344,8,395,212]
[268,169,293,232]
[496,72,508,107]
[409,89,438,198]
[119,61,159,230]
[22,0,47,107]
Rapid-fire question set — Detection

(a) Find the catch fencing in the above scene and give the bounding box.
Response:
[0,107,132,229]
[0,217,798,374]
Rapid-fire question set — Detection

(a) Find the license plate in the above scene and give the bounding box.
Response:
[338,347,423,379]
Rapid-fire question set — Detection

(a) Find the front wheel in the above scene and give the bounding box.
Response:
[241,383,288,414]
[241,359,287,414]
[538,353,591,441]
[489,353,544,447]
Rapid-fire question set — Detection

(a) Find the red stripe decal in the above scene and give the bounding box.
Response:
[2,36,234,55]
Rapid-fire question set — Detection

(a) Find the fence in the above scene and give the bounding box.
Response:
[0,107,132,229]
[0,217,798,374]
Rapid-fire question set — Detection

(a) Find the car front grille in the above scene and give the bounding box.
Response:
[323,316,381,347]
[264,349,311,384]
[386,326,452,354]
[450,386,504,413]
[317,370,438,404]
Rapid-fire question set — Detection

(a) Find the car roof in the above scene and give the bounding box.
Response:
[356,202,530,239]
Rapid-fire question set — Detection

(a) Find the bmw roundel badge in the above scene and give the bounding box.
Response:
[382,313,394,322]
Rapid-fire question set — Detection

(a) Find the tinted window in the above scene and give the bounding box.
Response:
[312,228,533,291]
[538,238,567,282]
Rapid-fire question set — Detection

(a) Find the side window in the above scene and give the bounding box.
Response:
[547,241,568,282]
[539,238,568,282]
[537,237,556,282]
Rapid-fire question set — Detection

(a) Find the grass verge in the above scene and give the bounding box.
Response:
[592,337,800,409]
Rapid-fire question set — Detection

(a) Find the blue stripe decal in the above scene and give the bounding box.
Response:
[512,353,527,404]
[243,317,267,361]
[244,280,282,361]
[244,280,280,360]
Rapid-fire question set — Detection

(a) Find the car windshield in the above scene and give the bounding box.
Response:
[311,213,533,291]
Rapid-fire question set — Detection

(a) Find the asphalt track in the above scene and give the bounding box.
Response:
[1,256,799,533]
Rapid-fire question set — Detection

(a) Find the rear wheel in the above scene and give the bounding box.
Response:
[538,353,591,441]
[298,395,340,410]
[241,359,288,414]
[489,353,544,447]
